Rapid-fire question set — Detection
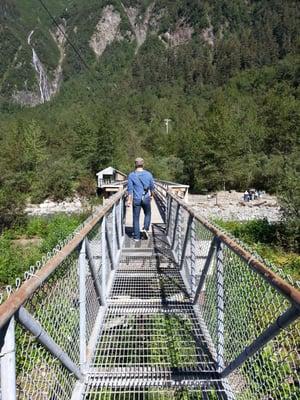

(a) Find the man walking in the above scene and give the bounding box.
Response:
[127,158,155,241]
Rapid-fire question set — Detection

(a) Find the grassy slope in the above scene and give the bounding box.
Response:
[0,214,86,286]
[215,219,300,281]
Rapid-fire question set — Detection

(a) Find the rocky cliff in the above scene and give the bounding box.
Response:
[0,0,216,106]
[0,0,299,107]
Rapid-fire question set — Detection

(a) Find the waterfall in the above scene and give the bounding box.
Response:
[28,30,51,103]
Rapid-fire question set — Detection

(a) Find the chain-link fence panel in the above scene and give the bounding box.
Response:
[16,251,80,399]
[86,220,102,343]
[0,191,126,400]
[163,190,300,400]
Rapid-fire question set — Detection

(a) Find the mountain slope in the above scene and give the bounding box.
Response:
[0,0,299,105]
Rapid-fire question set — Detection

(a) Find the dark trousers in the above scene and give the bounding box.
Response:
[133,198,151,239]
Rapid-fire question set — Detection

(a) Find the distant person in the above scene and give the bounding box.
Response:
[250,189,256,200]
[243,190,250,202]
[126,158,155,241]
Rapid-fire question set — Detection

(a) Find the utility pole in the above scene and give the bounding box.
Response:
[164,118,171,134]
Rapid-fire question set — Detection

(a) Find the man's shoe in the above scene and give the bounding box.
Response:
[142,229,149,240]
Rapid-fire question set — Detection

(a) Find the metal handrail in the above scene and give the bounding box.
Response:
[0,189,126,329]
[155,179,189,188]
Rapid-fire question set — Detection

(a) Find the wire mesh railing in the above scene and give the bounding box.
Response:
[1,178,299,400]
[155,182,300,400]
[0,190,126,400]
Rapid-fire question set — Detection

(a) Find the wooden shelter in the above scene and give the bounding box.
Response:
[96,167,127,199]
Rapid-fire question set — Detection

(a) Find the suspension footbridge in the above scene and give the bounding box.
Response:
[0,181,299,399]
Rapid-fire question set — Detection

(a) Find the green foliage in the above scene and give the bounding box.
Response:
[0,235,41,286]
[39,214,84,251]
[0,214,85,285]
[215,219,300,280]
[277,158,300,252]
[0,184,26,230]
[76,175,96,197]
[217,219,278,245]
[247,344,300,400]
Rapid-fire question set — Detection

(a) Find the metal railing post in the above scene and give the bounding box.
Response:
[171,203,180,251]
[101,216,107,305]
[190,218,196,297]
[166,195,172,238]
[179,215,193,271]
[118,198,124,244]
[177,206,183,263]
[216,239,225,372]
[120,198,125,238]
[115,200,121,251]
[85,239,104,305]
[164,192,168,222]
[193,238,216,304]
[112,204,116,266]
[0,317,16,400]
[79,240,86,373]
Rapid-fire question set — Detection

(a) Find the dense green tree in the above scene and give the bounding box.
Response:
[277,155,300,252]
[0,184,25,229]
[0,1,299,242]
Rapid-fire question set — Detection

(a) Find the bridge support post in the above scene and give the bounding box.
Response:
[193,238,216,304]
[0,317,16,400]
[177,206,183,264]
[105,226,114,269]
[120,197,125,239]
[179,214,193,295]
[216,239,225,372]
[112,204,116,267]
[117,200,121,243]
[190,218,196,297]
[166,195,172,238]
[171,203,180,253]
[85,239,105,305]
[179,214,193,270]
[118,198,124,246]
[101,216,107,304]
[79,240,87,373]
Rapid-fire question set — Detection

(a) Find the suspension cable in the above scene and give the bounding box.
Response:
[35,0,103,104]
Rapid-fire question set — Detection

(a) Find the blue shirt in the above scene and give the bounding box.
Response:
[127,170,155,201]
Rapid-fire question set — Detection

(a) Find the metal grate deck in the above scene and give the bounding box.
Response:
[83,224,228,398]
[91,305,216,378]
[119,257,177,269]
[109,271,189,304]
[83,382,227,399]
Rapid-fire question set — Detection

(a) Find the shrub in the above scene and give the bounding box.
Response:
[76,175,96,198]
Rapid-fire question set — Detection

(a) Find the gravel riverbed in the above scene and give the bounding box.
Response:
[189,191,282,222]
[25,196,89,216]
[25,191,282,222]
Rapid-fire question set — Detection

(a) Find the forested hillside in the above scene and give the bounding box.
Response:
[0,0,299,246]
